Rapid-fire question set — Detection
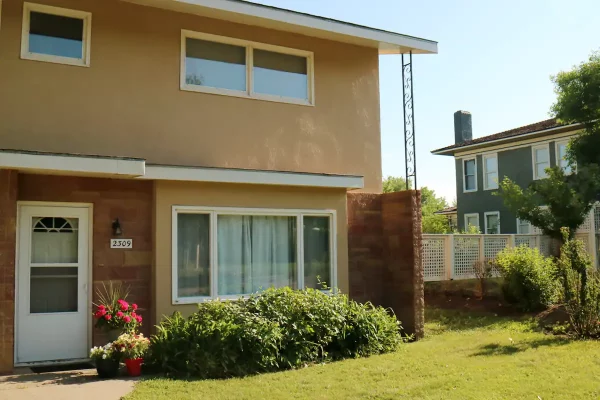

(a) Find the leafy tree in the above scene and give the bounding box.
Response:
[382,176,450,233]
[498,51,600,241]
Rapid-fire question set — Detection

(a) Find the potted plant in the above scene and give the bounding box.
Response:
[90,343,123,379]
[93,282,143,340]
[113,333,150,377]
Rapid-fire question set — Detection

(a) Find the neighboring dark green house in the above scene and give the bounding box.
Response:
[432,111,581,234]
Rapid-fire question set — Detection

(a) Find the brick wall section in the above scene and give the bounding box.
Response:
[381,191,424,339]
[0,170,17,373]
[18,174,154,344]
[347,190,424,339]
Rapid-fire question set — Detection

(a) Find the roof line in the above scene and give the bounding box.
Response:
[432,122,582,155]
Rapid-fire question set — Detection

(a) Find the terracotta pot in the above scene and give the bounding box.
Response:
[95,358,120,379]
[125,358,143,377]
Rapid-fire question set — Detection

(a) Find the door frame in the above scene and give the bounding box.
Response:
[14,201,94,366]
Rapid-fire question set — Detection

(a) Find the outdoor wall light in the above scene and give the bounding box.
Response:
[112,218,122,236]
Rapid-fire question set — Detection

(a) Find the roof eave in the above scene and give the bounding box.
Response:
[120,0,438,54]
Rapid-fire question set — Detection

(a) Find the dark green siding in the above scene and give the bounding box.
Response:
[456,142,559,234]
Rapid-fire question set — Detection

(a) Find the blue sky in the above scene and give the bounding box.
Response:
[251,0,600,201]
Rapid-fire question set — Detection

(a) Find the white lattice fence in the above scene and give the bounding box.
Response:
[422,237,447,281]
[453,236,480,279]
[483,236,510,260]
[515,235,538,248]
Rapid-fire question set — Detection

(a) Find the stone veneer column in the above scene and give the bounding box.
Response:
[0,170,18,373]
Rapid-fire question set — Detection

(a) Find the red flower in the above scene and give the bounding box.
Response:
[131,312,137,318]
[135,315,143,323]
[116,311,124,318]
[123,316,131,323]
[98,304,106,311]
[94,309,107,318]
[104,314,112,321]
[118,299,129,311]
[132,304,138,311]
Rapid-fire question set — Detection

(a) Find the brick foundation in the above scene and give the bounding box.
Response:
[347,190,424,338]
[0,170,18,373]
[18,174,154,344]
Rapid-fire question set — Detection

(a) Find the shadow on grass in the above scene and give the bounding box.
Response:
[471,337,570,357]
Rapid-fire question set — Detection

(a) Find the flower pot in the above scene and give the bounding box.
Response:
[107,329,123,342]
[95,358,120,379]
[125,358,143,377]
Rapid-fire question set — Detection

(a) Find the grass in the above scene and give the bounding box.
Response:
[125,308,600,400]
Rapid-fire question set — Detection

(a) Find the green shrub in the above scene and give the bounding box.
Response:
[147,288,403,378]
[147,301,281,378]
[556,230,600,338]
[495,246,559,312]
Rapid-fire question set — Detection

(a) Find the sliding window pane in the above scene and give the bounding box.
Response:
[303,216,331,289]
[253,49,308,100]
[185,38,246,91]
[217,215,297,295]
[177,214,210,297]
[29,12,84,59]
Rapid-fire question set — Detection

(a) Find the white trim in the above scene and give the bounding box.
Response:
[532,143,550,180]
[484,211,500,234]
[482,153,498,190]
[0,151,144,176]
[462,157,477,193]
[181,30,315,106]
[15,202,93,365]
[122,0,437,55]
[172,206,337,304]
[464,213,479,231]
[433,123,582,156]
[143,165,363,189]
[21,2,92,67]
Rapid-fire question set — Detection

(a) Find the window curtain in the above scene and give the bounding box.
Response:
[177,214,210,297]
[218,215,297,295]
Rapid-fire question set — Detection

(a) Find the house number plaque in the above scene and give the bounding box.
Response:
[110,239,133,249]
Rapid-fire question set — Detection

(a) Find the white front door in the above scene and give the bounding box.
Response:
[16,204,90,364]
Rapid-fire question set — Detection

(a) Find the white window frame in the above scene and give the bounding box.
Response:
[555,140,575,174]
[462,157,478,193]
[20,2,92,67]
[171,206,336,304]
[532,143,550,180]
[482,153,498,190]
[464,213,480,231]
[516,218,531,234]
[484,211,500,234]
[181,30,315,106]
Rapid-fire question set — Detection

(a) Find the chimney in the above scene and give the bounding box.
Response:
[454,111,472,144]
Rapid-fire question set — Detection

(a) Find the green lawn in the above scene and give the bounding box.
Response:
[125,308,600,400]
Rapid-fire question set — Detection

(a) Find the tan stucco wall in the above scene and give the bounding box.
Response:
[0,0,382,192]
[153,180,349,322]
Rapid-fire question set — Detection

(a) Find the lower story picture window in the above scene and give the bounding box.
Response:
[174,208,335,302]
[217,215,297,296]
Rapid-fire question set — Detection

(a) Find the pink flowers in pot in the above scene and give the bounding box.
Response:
[93,298,143,333]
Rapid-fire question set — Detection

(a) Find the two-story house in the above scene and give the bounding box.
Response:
[432,111,581,234]
[0,0,436,372]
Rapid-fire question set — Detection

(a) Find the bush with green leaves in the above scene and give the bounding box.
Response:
[556,229,600,338]
[147,288,403,378]
[495,246,559,312]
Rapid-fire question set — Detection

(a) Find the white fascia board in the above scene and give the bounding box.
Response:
[121,0,438,54]
[143,165,364,189]
[0,151,145,176]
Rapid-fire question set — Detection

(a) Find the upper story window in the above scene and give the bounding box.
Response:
[483,153,498,190]
[532,144,550,180]
[517,218,531,234]
[462,157,477,192]
[21,3,92,67]
[182,30,314,106]
[556,140,574,174]
[484,211,500,234]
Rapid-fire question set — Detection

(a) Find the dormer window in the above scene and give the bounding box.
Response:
[21,3,92,67]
